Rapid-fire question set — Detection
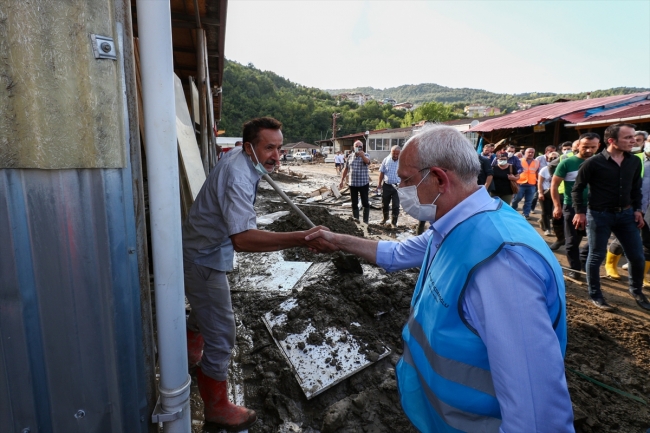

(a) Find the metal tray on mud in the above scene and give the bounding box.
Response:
[230,251,312,294]
[262,298,391,399]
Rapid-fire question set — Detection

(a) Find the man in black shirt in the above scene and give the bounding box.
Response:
[572,123,650,310]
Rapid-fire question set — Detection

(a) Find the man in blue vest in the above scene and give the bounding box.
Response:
[306,124,573,432]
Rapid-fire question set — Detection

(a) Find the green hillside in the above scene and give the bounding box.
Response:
[220,60,409,143]
[219,59,648,143]
[326,84,649,113]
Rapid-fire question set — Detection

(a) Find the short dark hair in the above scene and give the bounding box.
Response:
[544,145,556,152]
[242,117,282,145]
[561,141,572,148]
[604,123,636,142]
[578,132,600,142]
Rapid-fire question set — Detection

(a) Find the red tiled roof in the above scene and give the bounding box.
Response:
[468,92,650,133]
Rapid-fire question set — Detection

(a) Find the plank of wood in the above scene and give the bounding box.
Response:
[174,73,206,201]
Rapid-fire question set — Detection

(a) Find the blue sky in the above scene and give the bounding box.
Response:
[225,1,650,94]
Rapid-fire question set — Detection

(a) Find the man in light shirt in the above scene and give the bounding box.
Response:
[307,125,573,433]
[377,145,402,226]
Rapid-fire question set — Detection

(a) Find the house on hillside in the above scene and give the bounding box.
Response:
[465,104,502,117]
[336,92,372,105]
[393,102,414,111]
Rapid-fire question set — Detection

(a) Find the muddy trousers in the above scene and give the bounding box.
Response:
[350,184,370,223]
[184,260,235,381]
[382,184,400,223]
[539,190,553,232]
[563,204,589,271]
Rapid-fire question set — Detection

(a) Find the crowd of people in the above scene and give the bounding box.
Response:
[480,125,650,311]
[180,116,649,432]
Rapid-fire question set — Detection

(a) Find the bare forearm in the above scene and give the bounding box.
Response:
[231,229,306,252]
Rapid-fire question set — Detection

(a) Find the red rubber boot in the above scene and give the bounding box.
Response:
[186,329,204,369]
[196,368,257,431]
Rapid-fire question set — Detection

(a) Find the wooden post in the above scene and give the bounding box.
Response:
[196,29,208,176]
[554,121,560,147]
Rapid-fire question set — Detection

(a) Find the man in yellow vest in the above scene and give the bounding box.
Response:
[511,147,540,219]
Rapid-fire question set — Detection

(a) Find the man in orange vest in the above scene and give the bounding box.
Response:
[511,147,540,219]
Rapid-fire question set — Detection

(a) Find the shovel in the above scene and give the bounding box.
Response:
[262,173,363,274]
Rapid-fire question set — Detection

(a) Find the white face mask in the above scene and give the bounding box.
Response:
[397,171,442,222]
[249,144,269,176]
[497,160,508,167]
[563,149,571,155]
[644,143,650,154]
[631,147,641,153]
[507,152,514,158]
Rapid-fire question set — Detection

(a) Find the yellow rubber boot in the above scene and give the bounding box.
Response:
[644,261,650,287]
[605,252,621,280]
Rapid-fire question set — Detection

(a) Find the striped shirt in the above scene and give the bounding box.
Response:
[347,152,370,187]
[380,155,401,185]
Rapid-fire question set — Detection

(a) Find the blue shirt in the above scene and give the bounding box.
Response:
[182,147,260,272]
[376,187,574,433]
[379,155,401,185]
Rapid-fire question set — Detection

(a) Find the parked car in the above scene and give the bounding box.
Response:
[294,151,312,162]
[283,153,294,162]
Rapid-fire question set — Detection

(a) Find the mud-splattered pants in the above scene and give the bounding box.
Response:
[184,260,235,381]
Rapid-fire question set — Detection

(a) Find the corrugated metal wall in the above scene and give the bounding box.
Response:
[0,169,148,432]
[0,1,151,432]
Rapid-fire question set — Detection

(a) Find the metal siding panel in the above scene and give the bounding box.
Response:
[1,170,54,433]
[0,168,147,433]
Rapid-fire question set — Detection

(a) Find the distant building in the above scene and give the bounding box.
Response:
[517,102,532,110]
[382,98,397,105]
[464,104,502,117]
[393,102,413,111]
[336,92,372,105]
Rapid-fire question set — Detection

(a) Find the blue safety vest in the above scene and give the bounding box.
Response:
[396,203,566,433]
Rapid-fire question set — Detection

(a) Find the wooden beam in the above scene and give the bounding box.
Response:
[174,46,220,57]
[171,12,220,26]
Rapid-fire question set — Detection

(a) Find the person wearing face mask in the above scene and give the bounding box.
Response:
[491,144,523,174]
[181,117,334,431]
[490,151,520,205]
[305,125,573,433]
[339,140,371,223]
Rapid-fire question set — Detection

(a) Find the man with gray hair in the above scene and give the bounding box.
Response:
[635,130,649,150]
[306,124,573,432]
[377,145,401,226]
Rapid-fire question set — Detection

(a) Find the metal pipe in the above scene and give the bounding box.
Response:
[135,1,190,432]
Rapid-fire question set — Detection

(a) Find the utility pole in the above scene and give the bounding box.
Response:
[332,113,340,152]
[332,112,340,139]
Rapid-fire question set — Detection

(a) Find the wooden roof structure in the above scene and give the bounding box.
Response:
[132,0,227,122]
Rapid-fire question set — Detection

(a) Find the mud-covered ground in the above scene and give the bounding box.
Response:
[187,163,650,433]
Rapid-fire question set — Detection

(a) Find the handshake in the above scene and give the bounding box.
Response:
[303,226,340,254]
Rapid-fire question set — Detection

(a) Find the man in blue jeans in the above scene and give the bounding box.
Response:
[511,147,539,218]
[572,123,650,311]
